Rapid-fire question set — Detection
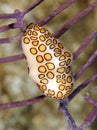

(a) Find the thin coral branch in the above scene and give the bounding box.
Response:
[0,10,24,33]
[0,0,44,32]
[0,38,11,44]
[0,54,24,64]
[0,13,16,19]
[0,9,24,31]
[39,0,77,26]
[84,95,97,106]
[74,50,97,81]
[23,0,44,16]
[0,95,45,110]
[0,23,16,32]
[73,30,97,60]
[0,0,44,19]
[59,99,78,130]
[0,33,22,44]
[0,22,24,33]
[54,2,97,38]
[79,107,97,130]
[79,95,97,130]
[68,74,97,102]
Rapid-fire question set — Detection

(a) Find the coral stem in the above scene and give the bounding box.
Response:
[59,100,78,130]
[0,95,45,110]
[39,0,77,26]
[73,30,97,59]
[54,2,97,38]
[79,106,97,130]
[0,33,22,44]
[79,95,97,130]
[0,54,24,64]
[74,50,97,81]
[23,0,44,16]
[68,74,97,102]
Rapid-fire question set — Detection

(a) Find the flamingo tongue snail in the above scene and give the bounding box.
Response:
[22,23,74,99]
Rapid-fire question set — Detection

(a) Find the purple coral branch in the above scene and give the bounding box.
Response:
[0,95,45,110]
[0,54,24,64]
[79,106,97,130]
[0,9,24,30]
[0,22,22,33]
[74,50,97,81]
[0,9,24,28]
[84,95,97,107]
[0,23,15,32]
[22,0,44,16]
[0,33,23,44]
[0,0,44,33]
[39,0,77,26]
[54,2,97,38]
[68,74,97,102]
[0,13,16,19]
[59,99,78,130]
[73,30,97,59]
[0,0,44,19]
[79,95,97,130]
